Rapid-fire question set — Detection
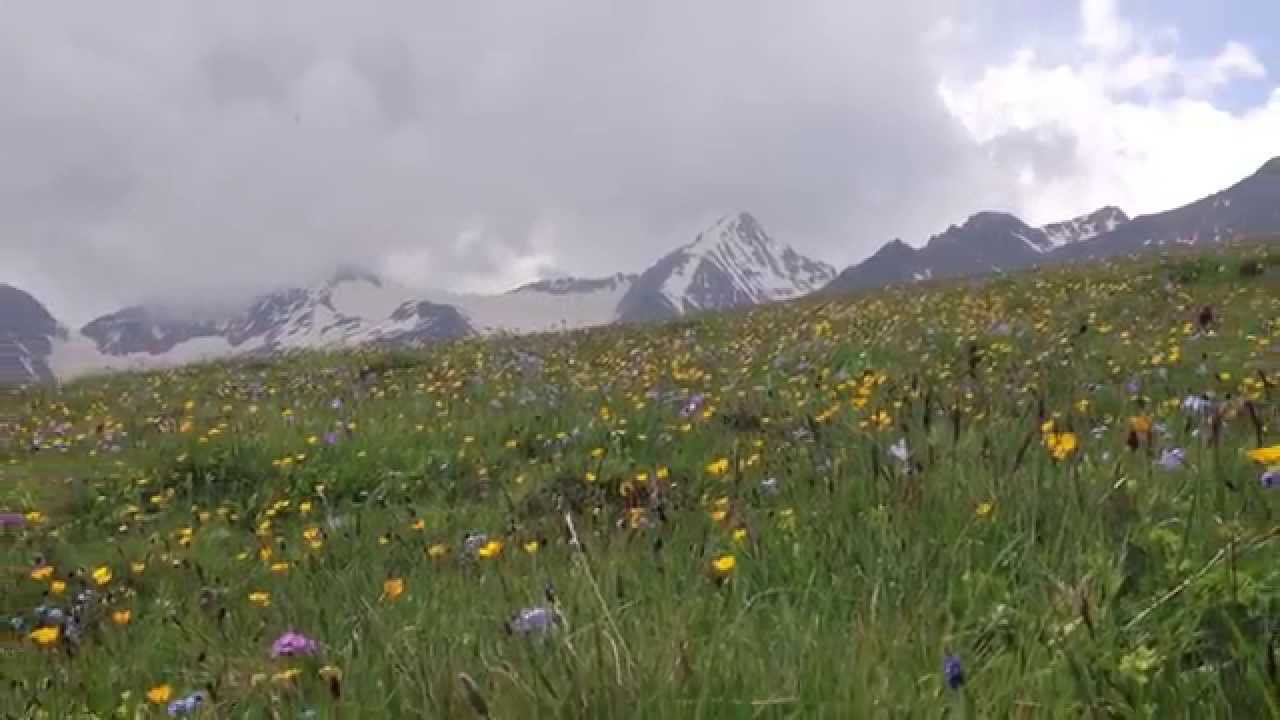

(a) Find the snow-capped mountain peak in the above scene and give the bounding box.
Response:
[1039,206,1129,251]
[616,212,835,322]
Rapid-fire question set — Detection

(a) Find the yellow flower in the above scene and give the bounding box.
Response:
[90,566,113,586]
[1247,445,1280,465]
[1129,416,1152,433]
[29,626,60,646]
[477,540,504,559]
[711,554,737,580]
[50,580,67,595]
[731,527,749,544]
[30,565,54,581]
[383,577,406,601]
[248,591,271,608]
[976,501,995,519]
[146,685,173,705]
[273,668,302,684]
[112,609,133,626]
[298,501,312,515]
[24,510,45,525]
[270,562,290,575]
[427,543,449,559]
[1044,431,1079,461]
[705,458,730,476]
[522,540,540,554]
[410,518,426,531]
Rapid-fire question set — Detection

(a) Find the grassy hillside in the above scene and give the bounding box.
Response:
[2,241,1279,718]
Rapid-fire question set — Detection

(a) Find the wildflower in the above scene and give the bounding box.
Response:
[505,606,560,636]
[272,668,302,685]
[1182,395,1211,415]
[92,566,113,586]
[270,562,290,575]
[477,540,504,559]
[888,438,909,464]
[0,512,26,529]
[705,458,730,476]
[146,685,174,705]
[463,533,489,556]
[732,527,749,544]
[383,577,405,601]
[166,691,207,717]
[25,510,45,524]
[427,543,449,559]
[30,565,54,581]
[271,630,320,658]
[112,609,132,626]
[711,554,736,581]
[522,540,540,554]
[1157,448,1186,470]
[1043,431,1078,461]
[50,580,66,595]
[1262,468,1280,490]
[1247,445,1280,465]
[943,655,965,690]
[29,626,60,646]
[248,591,271,608]
[1129,416,1152,434]
[975,501,994,519]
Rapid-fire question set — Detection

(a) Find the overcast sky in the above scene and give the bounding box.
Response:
[2,0,1278,325]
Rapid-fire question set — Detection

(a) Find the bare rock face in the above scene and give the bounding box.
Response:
[0,284,63,386]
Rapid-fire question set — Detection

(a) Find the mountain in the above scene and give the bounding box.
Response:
[826,206,1129,294]
[509,273,636,297]
[617,212,835,322]
[0,285,64,386]
[81,271,474,360]
[1055,158,1280,260]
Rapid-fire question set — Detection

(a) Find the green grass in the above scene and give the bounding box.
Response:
[2,241,1279,718]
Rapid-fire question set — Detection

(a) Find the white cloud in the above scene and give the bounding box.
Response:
[941,0,1280,226]
[1081,0,1132,55]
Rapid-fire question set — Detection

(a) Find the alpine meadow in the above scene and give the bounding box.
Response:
[3,240,1280,718]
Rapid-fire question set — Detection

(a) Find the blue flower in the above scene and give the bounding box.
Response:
[943,654,965,690]
[1157,447,1186,470]
[1262,468,1280,490]
[167,691,208,717]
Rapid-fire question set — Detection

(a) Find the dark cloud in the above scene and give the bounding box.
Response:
[0,0,1011,324]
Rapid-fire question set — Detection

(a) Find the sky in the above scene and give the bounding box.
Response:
[1,0,1278,326]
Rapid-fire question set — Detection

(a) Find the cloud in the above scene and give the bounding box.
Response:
[0,0,1021,325]
[1,1,1276,327]
[940,1,1280,226]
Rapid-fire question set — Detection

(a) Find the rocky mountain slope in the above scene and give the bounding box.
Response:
[827,206,1128,293]
[0,285,63,387]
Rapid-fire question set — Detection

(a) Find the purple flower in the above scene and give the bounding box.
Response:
[888,438,909,464]
[0,513,26,530]
[1158,448,1186,470]
[1262,469,1280,490]
[270,630,319,658]
[680,394,706,418]
[506,606,560,636]
[323,432,340,446]
[943,654,965,690]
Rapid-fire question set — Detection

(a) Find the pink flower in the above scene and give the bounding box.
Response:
[270,630,319,658]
